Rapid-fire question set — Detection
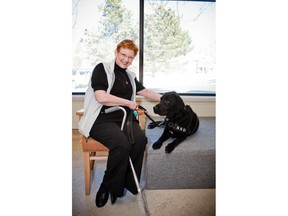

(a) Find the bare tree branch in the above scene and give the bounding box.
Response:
[72,0,81,29]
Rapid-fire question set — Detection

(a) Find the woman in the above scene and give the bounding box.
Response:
[78,39,161,207]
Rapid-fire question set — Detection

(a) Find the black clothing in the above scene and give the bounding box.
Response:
[89,62,146,197]
[91,63,145,124]
[89,121,146,197]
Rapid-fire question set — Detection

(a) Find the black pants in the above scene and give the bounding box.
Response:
[89,119,147,197]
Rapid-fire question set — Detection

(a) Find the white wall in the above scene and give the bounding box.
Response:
[72,95,215,129]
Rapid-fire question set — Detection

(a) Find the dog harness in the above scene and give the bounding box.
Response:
[165,117,191,135]
[165,113,200,136]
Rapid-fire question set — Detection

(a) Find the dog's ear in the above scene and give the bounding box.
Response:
[167,91,177,95]
[173,94,185,113]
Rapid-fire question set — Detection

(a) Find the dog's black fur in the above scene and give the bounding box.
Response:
[152,91,199,153]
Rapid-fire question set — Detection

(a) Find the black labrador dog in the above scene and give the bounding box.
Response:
[152,91,199,153]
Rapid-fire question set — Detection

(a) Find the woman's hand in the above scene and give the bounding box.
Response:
[128,101,138,110]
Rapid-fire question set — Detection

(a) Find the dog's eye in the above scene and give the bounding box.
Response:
[164,100,170,105]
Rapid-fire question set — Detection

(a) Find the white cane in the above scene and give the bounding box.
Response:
[104,106,150,216]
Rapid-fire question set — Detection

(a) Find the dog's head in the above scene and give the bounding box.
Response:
[153,91,185,116]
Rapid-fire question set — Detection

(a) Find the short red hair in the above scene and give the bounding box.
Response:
[116,39,138,56]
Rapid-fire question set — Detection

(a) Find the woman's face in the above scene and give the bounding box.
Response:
[115,48,135,69]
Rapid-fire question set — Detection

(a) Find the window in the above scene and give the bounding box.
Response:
[72,0,139,93]
[72,0,215,95]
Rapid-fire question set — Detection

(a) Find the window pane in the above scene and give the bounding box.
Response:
[72,0,215,95]
[144,0,216,94]
[72,0,139,93]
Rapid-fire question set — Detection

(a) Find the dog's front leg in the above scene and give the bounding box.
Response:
[152,129,170,150]
[165,136,187,153]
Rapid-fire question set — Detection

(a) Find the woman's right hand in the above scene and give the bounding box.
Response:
[128,101,138,110]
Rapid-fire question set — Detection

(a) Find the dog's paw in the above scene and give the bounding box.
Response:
[165,144,175,153]
[152,142,162,150]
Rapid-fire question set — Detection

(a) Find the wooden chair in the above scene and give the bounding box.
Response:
[76,108,145,195]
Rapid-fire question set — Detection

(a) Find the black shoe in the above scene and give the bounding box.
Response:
[110,193,117,204]
[95,184,109,208]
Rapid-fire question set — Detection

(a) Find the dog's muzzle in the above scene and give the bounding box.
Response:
[153,105,160,114]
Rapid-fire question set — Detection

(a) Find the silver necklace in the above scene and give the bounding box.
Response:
[119,71,129,85]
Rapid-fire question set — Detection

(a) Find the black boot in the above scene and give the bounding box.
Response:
[95,184,109,208]
[110,192,117,204]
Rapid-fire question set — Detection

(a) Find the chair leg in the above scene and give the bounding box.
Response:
[90,152,96,170]
[83,151,91,195]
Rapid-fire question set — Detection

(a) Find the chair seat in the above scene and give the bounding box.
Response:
[80,134,108,152]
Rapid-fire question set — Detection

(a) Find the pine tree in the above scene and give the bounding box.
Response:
[79,0,191,71]
[80,0,138,67]
[144,3,192,73]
